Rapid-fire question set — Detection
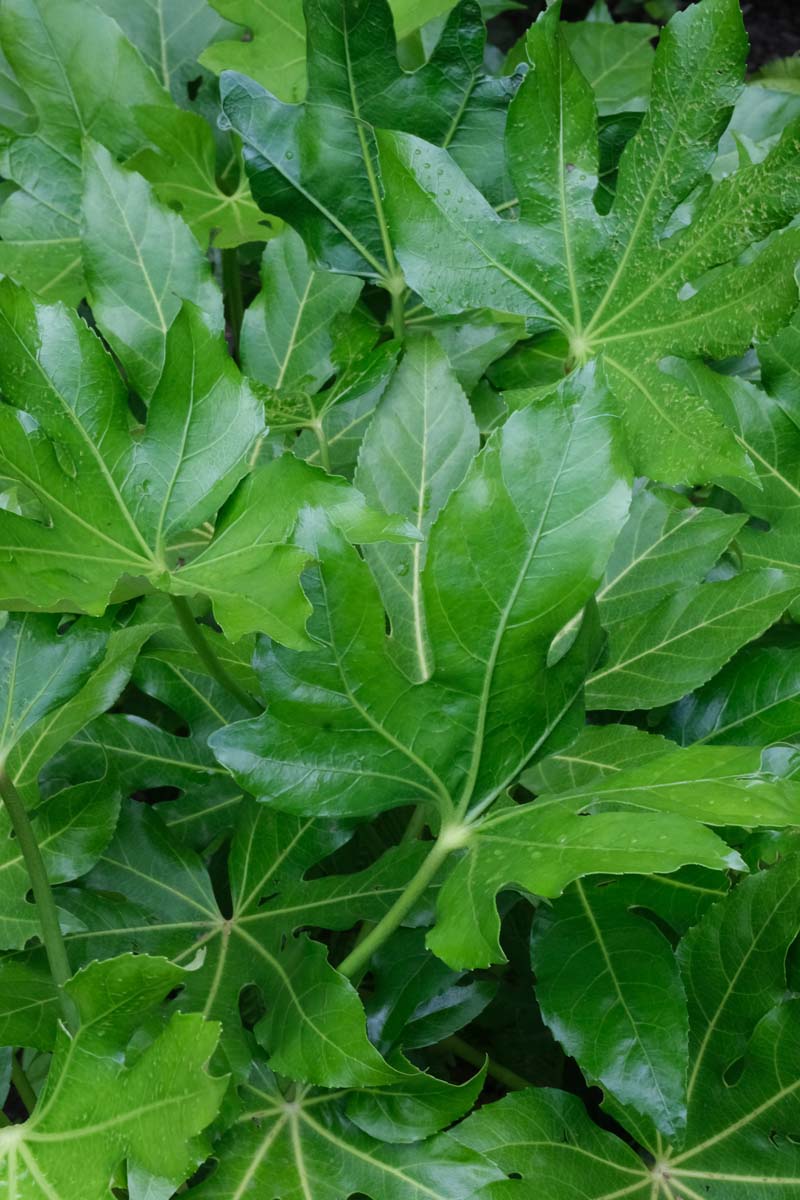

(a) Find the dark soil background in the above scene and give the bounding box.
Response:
[488,0,800,68]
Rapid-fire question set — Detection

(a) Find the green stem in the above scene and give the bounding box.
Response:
[390,286,405,340]
[169,595,262,716]
[312,422,332,473]
[0,767,74,1025]
[11,1057,37,1114]
[222,247,244,360]
[439,1034,530,1092]
[338,833,455,979]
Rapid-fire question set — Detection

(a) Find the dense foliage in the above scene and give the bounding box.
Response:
[0,0,799,1195]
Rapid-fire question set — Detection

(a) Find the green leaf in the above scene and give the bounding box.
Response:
[241,226,363,391]
[355,335,479,682]
[563,17,656,115]
[200,0,308,103]
[211,366,631,822]
[531,742,800,829]
[45,641,250,848]
[523,724,677,794]
[694,356,800,577]
[427,792,742,970]
[126,106,271,250]
[378,0,800,481]
[172,454,418,644]
[189,1062,502,1199]
[0,0,171,302]
[0,288,263,621]
[0,954,226,1199]
[82,142,223,399]
[586,568,800,710]
[664,629,800,747]
[597,487,745,628]
[93,0,239,105]
[58,799,437,1084]
[220,0,516,281]
[452,1088,648,1197]
[530,880,682,1137]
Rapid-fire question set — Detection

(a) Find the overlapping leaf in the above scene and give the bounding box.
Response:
[378,0,800,481]
[0,284,410,642]
[0,954,226,1200]
[220,0,518,287]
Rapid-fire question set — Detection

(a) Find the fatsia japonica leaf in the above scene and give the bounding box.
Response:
[93,0,239,107]
[189,1061,503,1199]
[55,799,446,1088]
[199,0,308,103]
[597,487,745,629]
[522,723,677,794]
[82,142,223,400]
[530,742,800,830]
[0,284,409,642]
[355,335,479,682]
[456,855,800,1196]
[126,106,271,251]
[0,614,127,949]
[586,568,800,711]
[378,0,800,482]
[219,0,517,283]
[211,365,632,822]
[241,226,364,392]
[0,954,226,1200]
[0,0,171,303]
[663,630,800,747]
[530,878,688,1138]
[43,640,252,850]
[692,354,800,577]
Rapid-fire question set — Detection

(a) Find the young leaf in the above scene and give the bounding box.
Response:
[199,0,308,103]
[0,954,226,1200]
[378,0,800,481]
[586,569,800,711]
[241,226,363,391]
[355,335,480,682]
[82,142,223,399]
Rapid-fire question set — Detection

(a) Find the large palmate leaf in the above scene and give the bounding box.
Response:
[212,365,631,823]
[456,854,800,1197]
[379,0,800,481]
[0,284,409,642]
[190,1061,502,1199]
[220,0,517,285]
[52,798,448,1088]
[0,0,171,303]
[0,954,226,1199]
